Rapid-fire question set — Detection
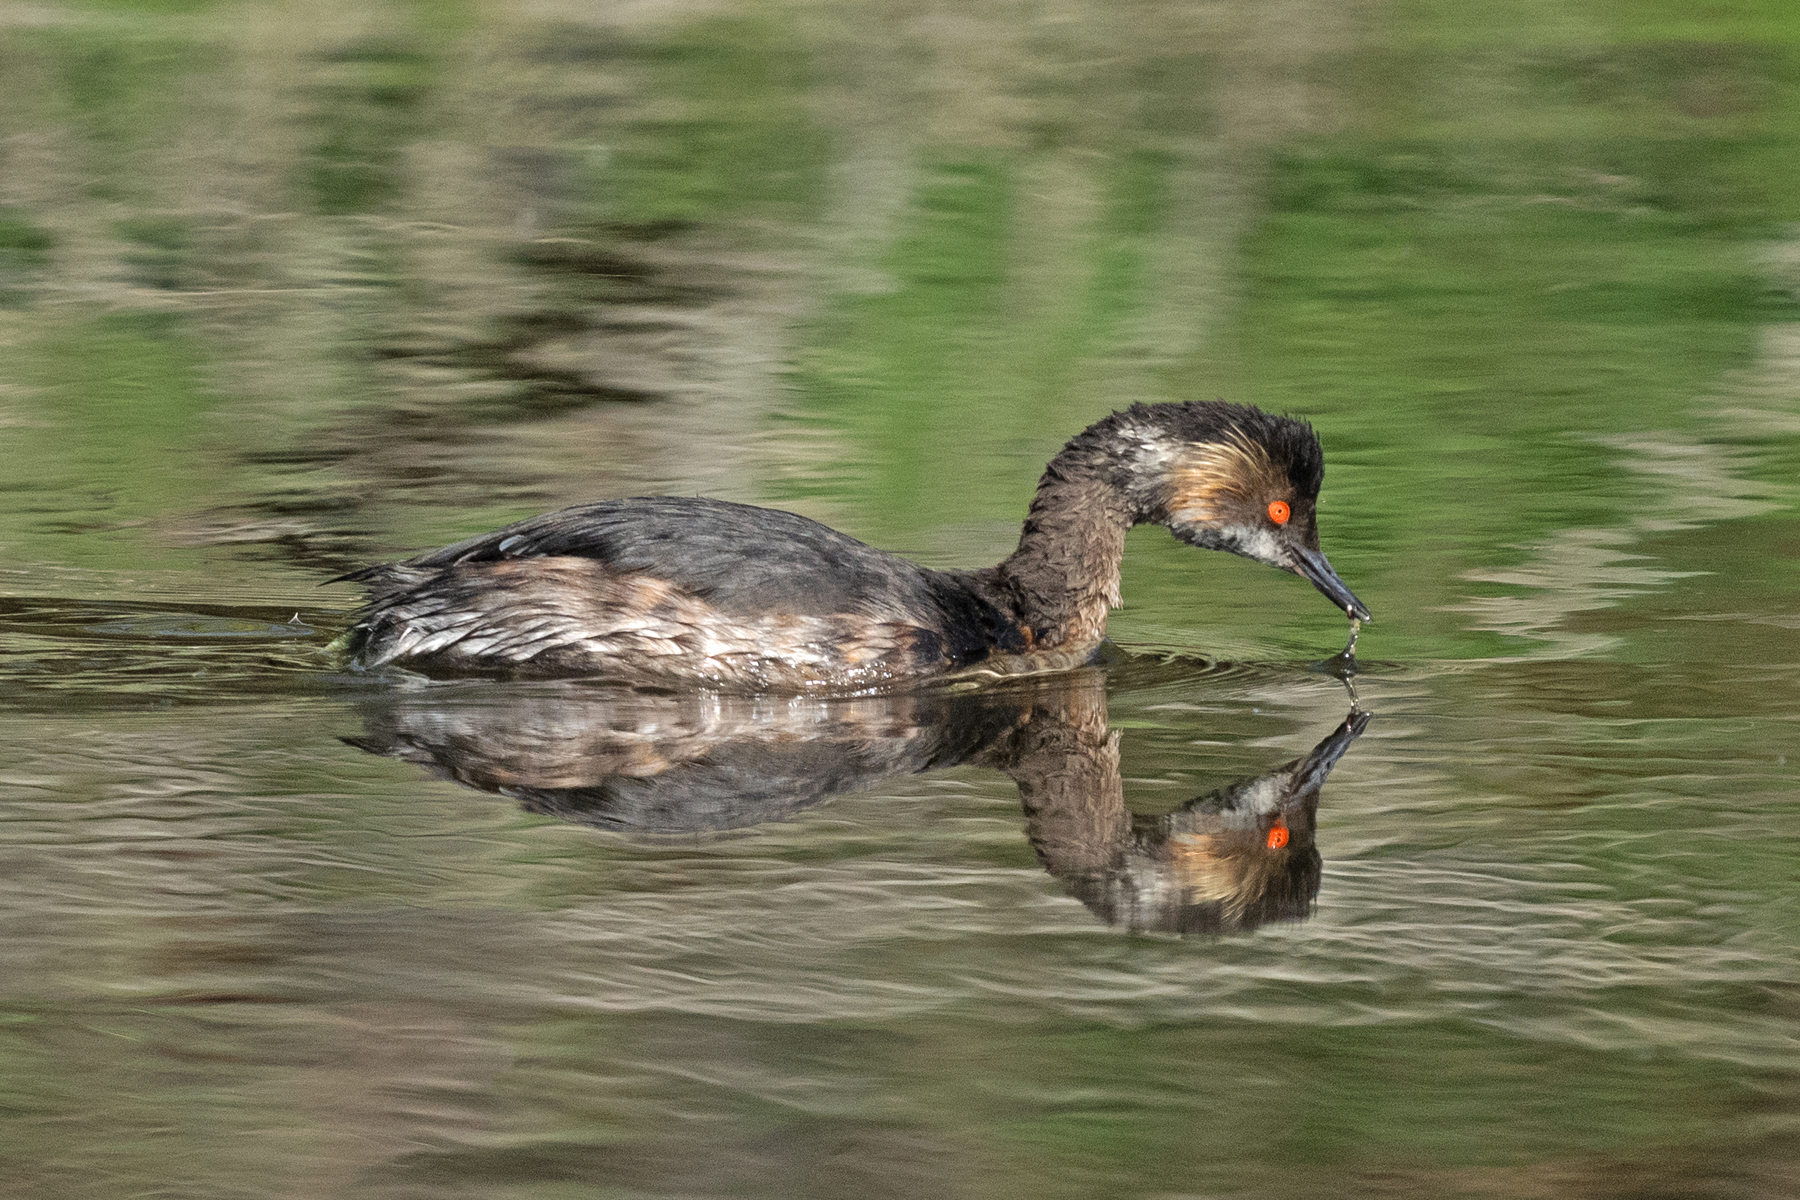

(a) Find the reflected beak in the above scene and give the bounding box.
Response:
[1292,708,1374,794]
[1292,547,1372,621]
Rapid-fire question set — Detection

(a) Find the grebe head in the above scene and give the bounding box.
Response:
[1111,402,1371,621]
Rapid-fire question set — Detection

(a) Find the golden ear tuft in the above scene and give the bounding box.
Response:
[1166,430,1283,524]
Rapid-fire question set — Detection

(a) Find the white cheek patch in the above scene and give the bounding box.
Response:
[1210,778,1286,827]
[1229,525,1285,566]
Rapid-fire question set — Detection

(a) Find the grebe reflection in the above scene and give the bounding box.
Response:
[348,673,1368,934]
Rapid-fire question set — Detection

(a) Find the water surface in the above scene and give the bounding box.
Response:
[2,0,1799,1196]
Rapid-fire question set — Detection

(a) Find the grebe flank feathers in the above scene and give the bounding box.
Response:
[335,401,1370,688]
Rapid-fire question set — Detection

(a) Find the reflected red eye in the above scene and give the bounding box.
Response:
[1267,500,1291,525]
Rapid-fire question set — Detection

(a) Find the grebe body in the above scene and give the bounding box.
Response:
[336,401,1369,688]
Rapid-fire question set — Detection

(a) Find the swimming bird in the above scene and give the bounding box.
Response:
[334,401,1369,688]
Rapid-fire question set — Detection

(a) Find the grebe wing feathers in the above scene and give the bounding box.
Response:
[397,496,948,620]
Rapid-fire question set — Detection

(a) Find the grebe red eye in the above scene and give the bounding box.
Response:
[1267,500,1291,525]
[1267,822,1290,850]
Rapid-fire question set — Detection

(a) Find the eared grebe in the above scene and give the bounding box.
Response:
[335,401,1370,688]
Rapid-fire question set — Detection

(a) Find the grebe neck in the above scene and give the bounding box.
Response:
[996,440,1139,649]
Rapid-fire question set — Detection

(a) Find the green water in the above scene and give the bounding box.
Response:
[2,0,1800,1195]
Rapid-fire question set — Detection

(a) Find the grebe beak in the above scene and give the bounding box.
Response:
[1292,547,1372,621]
